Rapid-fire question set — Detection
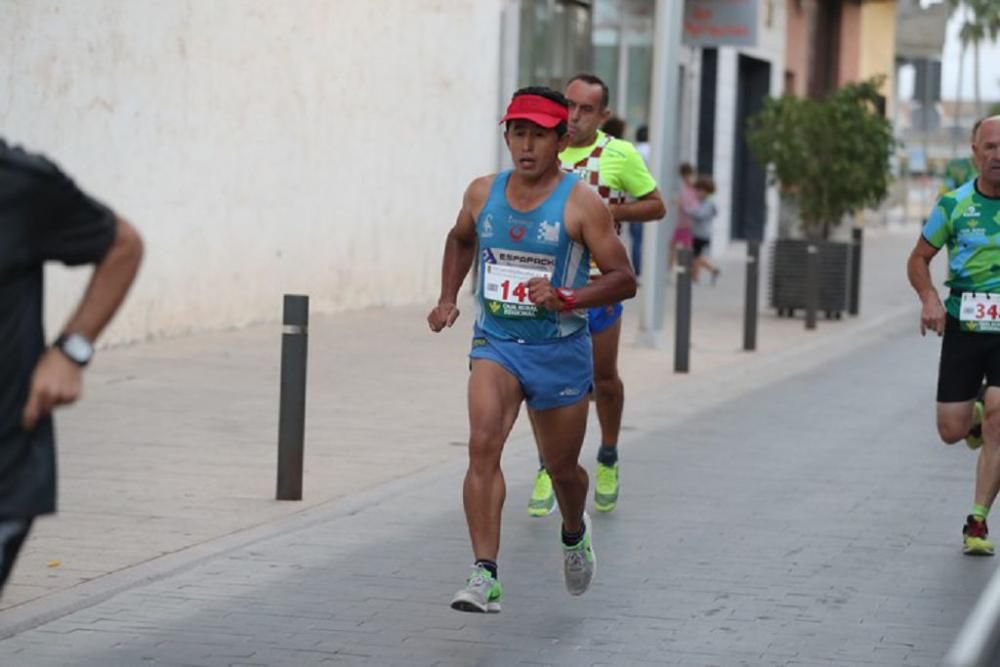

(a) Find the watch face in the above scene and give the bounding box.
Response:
[62,334,93,364]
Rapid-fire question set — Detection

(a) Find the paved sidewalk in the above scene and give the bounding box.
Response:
[1,223,934,624]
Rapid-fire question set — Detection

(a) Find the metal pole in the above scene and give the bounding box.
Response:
[637,0,684,348]
[805,244,819,330]
[277,294,309,501]
[674,248,692,373]
[848,226,863,316]
[743,241,759,351]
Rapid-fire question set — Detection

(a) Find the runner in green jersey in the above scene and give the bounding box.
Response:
[908,115,1000,555]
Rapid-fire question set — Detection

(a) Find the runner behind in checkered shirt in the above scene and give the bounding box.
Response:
[527,74,666,519]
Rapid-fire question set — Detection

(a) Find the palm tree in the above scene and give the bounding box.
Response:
[949,0,1000,124]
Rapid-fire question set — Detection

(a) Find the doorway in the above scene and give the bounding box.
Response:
[731,54,771,241]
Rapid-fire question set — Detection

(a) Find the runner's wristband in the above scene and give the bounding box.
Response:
[556,288,578,312]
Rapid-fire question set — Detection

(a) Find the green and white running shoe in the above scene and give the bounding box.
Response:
[450,565,502,613]
[528,467,556,517]
[562,512,596,596]
[594,462,619,513]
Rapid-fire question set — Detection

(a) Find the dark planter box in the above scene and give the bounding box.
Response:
[768,239,851,319]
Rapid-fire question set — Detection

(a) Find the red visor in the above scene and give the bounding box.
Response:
[499,94,569,129]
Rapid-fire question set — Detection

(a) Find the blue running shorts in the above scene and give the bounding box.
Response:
[469,327,593,410]
[587,302,623,335]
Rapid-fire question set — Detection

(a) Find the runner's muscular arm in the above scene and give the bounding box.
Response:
[609,189,665,223]
[907,236,946,336]
[529,184,636,311]
[427,176,490,332]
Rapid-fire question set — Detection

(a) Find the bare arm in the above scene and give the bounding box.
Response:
[427,177,487,331]
[610,188,665,224]
[581,199,638,306]
[61,217,144,339]
[530,184,636,311]
[23,217,144,429]
[906,236,946,336]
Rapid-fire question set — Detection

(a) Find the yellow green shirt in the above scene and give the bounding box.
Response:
[559,130,657,201]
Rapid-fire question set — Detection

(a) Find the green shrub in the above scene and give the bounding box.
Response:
[747,76,897,239]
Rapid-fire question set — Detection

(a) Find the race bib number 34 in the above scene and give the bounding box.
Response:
[483,263,550,318]
[960,292,1000,332]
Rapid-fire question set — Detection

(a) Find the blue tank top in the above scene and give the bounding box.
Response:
[475,170,590,341]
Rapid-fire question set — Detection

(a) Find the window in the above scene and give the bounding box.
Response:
[518,0,593,91]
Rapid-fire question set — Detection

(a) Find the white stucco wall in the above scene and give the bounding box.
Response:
[1,0,504,344]
[711,1,786,254]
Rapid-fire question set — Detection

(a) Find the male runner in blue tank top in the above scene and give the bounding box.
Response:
[428,86,637,613]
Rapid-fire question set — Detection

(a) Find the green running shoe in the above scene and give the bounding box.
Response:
[529,467,555,517]
[594,462,619,513]
[563,512,596,595]
[964,515,995,556]
[966,401,985,450]
[450,565,503,613]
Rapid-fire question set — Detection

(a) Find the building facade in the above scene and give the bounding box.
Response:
[4,0,896,340]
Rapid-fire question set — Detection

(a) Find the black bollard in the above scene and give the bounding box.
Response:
[675,248,692,373]
[277,294,309,501]
[849,227,863,316]
[743,241,759,351]
[805,244,819,330]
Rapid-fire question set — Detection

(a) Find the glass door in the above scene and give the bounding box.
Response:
[591,0,654,142]
[518,0,594,91]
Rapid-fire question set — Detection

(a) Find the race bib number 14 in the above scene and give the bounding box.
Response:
[483,264,551,318]
[960,292,1000,332]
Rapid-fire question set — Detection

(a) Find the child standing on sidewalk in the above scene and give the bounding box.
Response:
[691,175,720,284]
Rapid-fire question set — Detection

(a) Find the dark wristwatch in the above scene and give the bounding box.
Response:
[54,332,94,367]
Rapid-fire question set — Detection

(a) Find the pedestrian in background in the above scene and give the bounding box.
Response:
[690,174,720,285]
[601,115,626,139]
[669,162,697,271]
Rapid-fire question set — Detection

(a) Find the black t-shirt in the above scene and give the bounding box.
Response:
[0,140,116,517]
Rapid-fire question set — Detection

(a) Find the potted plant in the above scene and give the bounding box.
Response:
[747,76,896,318]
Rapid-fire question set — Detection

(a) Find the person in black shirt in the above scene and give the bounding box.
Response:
[0,139,143,594]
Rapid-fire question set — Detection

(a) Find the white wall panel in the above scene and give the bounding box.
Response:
[1,0,503,342]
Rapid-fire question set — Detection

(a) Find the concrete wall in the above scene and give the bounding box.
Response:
[1,0,504,344]
[711,0,787,252]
